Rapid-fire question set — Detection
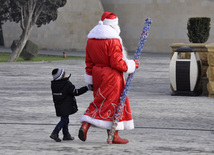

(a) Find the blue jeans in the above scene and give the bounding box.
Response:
[52,116,69,135]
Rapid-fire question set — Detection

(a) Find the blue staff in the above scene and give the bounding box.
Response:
[107,18,152,144]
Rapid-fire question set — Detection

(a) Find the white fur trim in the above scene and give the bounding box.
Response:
[85,74,93,84]
[88,24,120,39]
[98,20,103,25]
[125,59,136,74]
[103,17,118,26]
[111,23,121,35]
[80,115,134,130]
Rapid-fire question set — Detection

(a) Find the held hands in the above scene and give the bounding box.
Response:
[133,59,139,69]
[87,84,93,91]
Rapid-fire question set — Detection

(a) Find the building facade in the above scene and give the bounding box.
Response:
[2,0,214,53]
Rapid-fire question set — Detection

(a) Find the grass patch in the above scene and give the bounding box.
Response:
[0,52,84,62]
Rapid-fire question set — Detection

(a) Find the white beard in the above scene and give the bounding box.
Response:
[109,24,128,60]
[110,24,121,35]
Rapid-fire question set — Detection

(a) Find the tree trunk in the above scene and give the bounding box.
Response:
[0,24,4,46]
[7,26,32,62]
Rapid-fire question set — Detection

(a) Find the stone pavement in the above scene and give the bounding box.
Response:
[1,49,214,155]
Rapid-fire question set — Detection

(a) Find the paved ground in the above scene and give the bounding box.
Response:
[1,48,214,155]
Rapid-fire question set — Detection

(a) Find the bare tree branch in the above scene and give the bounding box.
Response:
[20,5,25,30]
[29,0,32,11]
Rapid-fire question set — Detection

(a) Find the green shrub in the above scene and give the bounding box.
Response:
[20,40,38,60]
[187,17,211,43]
[11,40,38,60]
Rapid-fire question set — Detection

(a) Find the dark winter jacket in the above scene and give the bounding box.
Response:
[51,77,88,116]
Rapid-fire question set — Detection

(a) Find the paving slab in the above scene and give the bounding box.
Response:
[0,50,214,155]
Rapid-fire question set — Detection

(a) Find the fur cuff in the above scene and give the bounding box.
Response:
[85,74,93,84]
[125,59,136,74]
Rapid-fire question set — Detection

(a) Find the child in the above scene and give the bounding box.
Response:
[50,68,92,142]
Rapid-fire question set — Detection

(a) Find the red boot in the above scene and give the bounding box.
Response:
[107,130,129,144]
[78,122,91,141]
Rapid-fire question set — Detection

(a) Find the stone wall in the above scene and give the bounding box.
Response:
[206,44,214,97]
[2,0,214,53]
[101,0,214,53]
[2,0,103,51]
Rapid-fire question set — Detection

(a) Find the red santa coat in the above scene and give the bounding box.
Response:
[80,23,136,130]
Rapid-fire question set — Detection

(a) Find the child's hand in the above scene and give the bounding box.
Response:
[87,84,93,91]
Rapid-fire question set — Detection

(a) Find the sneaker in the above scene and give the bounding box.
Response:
[50,133,61,142]
[63,133,75,141]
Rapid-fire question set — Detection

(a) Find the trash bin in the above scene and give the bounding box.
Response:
[169,46,202,96]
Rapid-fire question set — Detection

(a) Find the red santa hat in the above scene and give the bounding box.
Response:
[100,12,118,26]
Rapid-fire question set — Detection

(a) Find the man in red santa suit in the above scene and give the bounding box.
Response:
[78,12,139,144]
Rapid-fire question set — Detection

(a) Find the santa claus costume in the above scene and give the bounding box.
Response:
[78,12,138,144]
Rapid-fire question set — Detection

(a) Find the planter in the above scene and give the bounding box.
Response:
[205,43,214,97]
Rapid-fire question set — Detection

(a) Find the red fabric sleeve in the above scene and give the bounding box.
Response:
[109,39,128,72]
[85,44,94,76]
